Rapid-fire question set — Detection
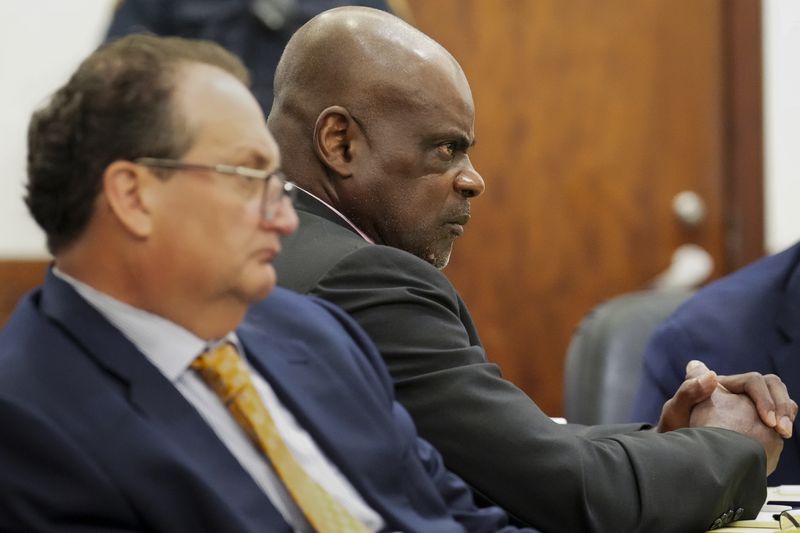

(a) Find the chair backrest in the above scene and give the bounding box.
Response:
[564,289,692,425]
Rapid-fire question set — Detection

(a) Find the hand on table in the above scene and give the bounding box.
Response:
[656,360,797,437]
[691,380,784,474]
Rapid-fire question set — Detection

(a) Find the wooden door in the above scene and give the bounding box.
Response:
[406,0,763,415]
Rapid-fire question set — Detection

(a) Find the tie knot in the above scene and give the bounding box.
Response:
[192,342,250,402]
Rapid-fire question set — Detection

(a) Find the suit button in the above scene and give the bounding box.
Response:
[710,518,723,529]
[733,508,744,521]
[721,510,733,524]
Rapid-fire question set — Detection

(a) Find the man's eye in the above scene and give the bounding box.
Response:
[236,174,261,196]
[436,143,457,159]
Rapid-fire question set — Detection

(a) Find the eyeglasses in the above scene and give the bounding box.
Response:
[779,510,800,530]
[134,157,296,221]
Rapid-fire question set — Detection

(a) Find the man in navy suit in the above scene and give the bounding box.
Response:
[633,242,800,485]
[0,33,532,532]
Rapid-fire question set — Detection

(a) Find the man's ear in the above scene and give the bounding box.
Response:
[313,106,363,177]
[102,160,156,238]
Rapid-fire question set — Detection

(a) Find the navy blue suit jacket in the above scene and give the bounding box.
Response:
[633,242,800,484]
[0,272,527,532]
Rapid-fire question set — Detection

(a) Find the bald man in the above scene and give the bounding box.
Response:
[263,6,795,533]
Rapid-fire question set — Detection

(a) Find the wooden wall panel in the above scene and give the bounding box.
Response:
[0,260,48,327]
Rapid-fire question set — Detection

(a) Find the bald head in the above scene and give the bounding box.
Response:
[269,7,470,181]
[274,7,461,109]
[270,6,484,268]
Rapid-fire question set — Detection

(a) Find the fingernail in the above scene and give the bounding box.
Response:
[780,416,793,438]
[687,360,701,370]
[767,410,777,427]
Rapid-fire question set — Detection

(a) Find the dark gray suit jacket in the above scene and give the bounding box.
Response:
[273,189,767,533]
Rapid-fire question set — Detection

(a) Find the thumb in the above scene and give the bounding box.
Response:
[686,360,718,398]
[685,360,711,380]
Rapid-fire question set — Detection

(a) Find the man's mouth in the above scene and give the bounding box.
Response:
[258,246,279,263]
[445,213,471,236]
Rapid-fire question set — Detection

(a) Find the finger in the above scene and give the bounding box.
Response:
[789,400,800,433]
[718,372,777,429]
[657,396,682,433]
[657,372,717,432]
[684,361,718,396]
[765,375,794,438]
[685,360,711,380]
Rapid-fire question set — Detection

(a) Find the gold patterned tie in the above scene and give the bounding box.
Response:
[191,343,370,533]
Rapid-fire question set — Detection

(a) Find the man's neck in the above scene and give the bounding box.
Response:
[54,260,246,342]
[294,185,374,244]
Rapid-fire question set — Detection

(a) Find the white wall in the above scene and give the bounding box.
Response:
[0,1,798,258]
[0,0,115,258]
[764,0,800,253]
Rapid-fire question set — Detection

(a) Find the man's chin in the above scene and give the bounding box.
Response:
[404,235,454,270]
[424,246,453,270]
[243,265,277,302]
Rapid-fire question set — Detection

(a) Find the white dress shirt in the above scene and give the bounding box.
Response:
[54,268,384,532]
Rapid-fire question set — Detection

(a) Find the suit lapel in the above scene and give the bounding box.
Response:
[237,320,405,517]
[39,272,288,529]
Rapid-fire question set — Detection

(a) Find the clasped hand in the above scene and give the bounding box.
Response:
[656,360,798,475]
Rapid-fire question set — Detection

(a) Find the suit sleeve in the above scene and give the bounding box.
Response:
[0,399,139,532]
[310,245,767,533]
[312,297,537,532]
[632,316,696,425]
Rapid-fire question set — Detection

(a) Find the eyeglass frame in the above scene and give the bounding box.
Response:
[133,157,296,220]
[776,509,800,530]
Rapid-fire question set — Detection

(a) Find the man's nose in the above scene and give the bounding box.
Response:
[454,159,485,198]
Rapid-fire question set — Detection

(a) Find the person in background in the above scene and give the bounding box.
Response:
[263,6,798,532]
[0,33,536,532]
[105,0,399,113]
[633,241,800,485]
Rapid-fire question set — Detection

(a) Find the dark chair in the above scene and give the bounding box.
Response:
[564,289,693,425]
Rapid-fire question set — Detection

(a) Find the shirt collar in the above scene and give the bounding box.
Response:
[52,267,240,382]
[293,184,374,244]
